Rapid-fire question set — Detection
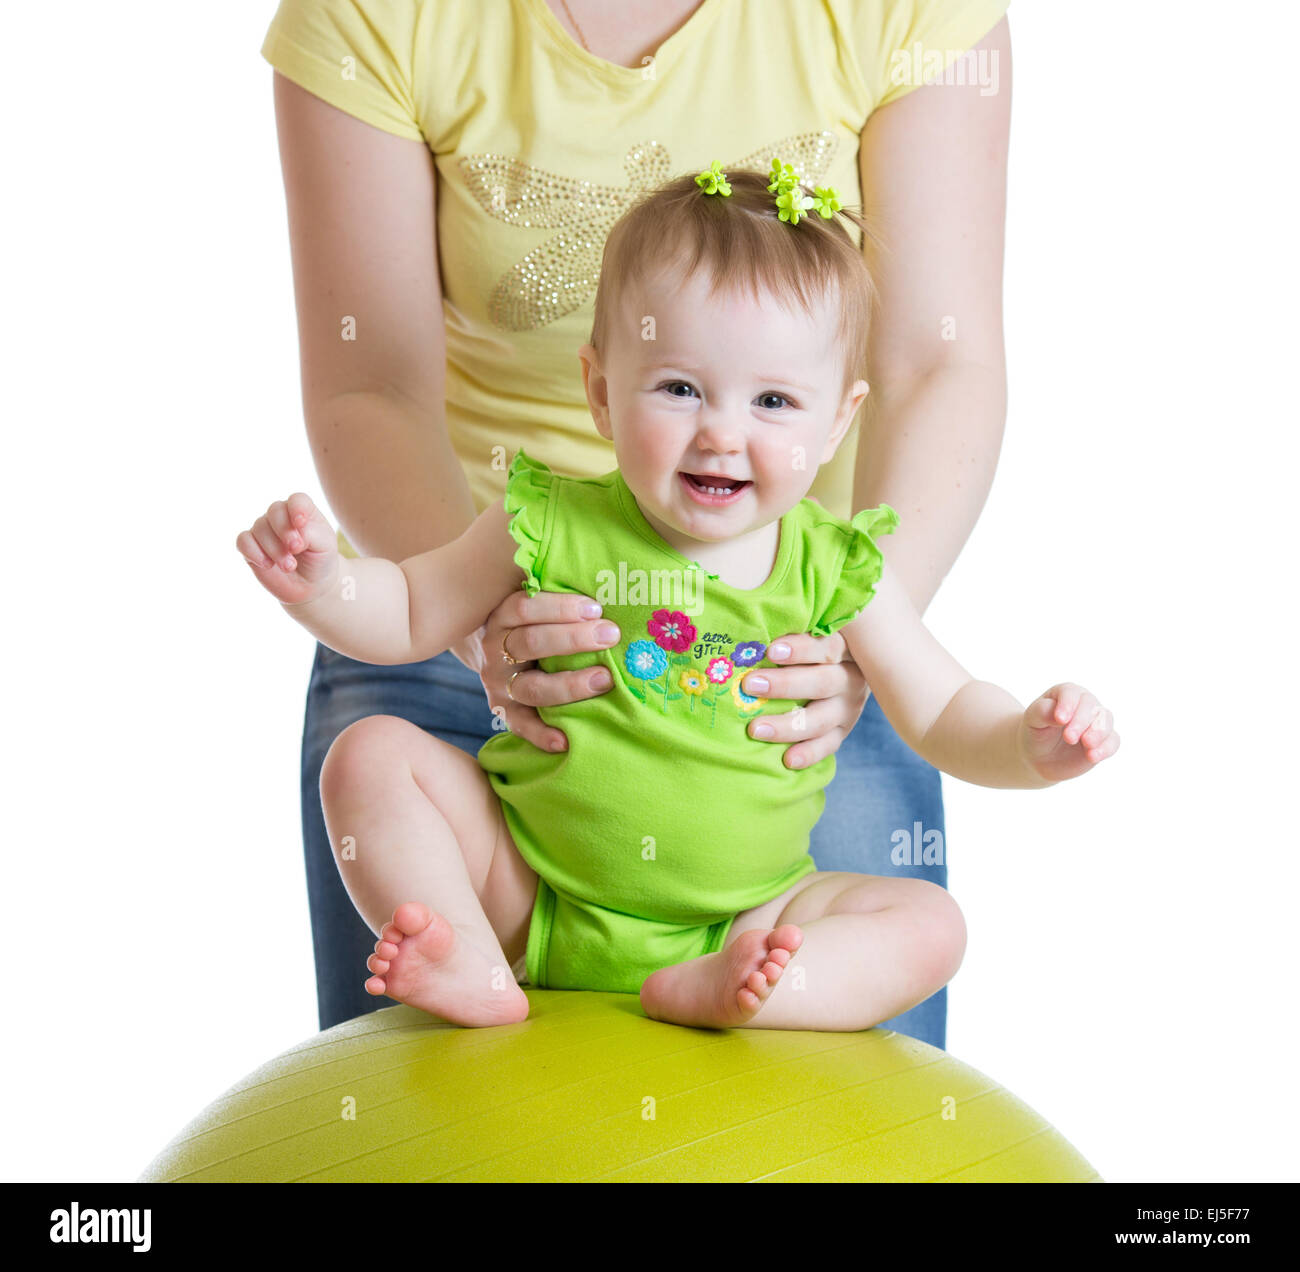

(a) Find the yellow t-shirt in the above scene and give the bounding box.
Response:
[260,0,1009,557]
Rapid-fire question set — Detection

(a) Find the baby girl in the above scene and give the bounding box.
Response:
[236,163,1118,1033]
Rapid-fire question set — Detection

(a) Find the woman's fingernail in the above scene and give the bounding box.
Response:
[549,736,567,752]
[580,601,602,618]
[770,642,790,659]
[590,669,611,690]
[596,623,620,644]
[746,676,769,694]
[752,723,774,739]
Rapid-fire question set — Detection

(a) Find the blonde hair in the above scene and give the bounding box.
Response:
[589,167,879,396]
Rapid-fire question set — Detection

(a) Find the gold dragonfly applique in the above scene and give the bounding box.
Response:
[459,131,839,332]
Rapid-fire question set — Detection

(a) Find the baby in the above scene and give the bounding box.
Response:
[236,164,1118,1033]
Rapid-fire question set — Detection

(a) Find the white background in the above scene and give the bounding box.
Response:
[4,1,1296,1184]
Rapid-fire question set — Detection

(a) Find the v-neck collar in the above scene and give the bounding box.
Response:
[521,0,727,84]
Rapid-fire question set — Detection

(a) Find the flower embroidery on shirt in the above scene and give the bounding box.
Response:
[729,678,766,712]
[679,669,707,695]
[625,640,668,680]
[705,656,734,684]
[623,609,769,726]
[647,609,694,652]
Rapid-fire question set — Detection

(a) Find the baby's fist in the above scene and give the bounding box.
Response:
[235,493,339,606]
[1019,682,1120,782]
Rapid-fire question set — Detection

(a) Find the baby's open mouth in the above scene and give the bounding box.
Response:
[681,472,751,495]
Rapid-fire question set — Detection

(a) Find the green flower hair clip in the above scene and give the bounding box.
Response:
[767,157,799,194]
[775,184,814,225]
[696,156,842,227]
[810,184,843,218]
[695,160,731,196]
[768,156,841,226]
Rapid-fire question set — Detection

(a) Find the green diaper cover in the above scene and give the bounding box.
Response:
[525,877,737,994]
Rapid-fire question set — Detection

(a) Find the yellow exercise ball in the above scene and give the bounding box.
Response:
[140,990,1100,1182]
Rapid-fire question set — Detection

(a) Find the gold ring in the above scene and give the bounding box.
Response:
[506,669,523,702]
[501,627,523,665]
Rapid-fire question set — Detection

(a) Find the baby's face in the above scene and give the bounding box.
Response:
[580,268,867,548]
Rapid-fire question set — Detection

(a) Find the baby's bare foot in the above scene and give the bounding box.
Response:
[365,902,529,1027]
[639,925,803,1029]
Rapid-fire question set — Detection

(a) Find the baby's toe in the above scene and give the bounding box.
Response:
[365,975,387,995]
[391,902,431,935]
[367,953,390,975]
[376,939,400,959]
[769,923,803,954]
[381,922,404,945]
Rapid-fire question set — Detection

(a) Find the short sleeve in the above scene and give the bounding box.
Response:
[260,0,425,142]
[867,0,1011,112]
[811,504,900,637]
[503,448,555,598]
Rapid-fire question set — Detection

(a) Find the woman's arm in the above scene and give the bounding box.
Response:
[272,72,621,744]
[737,16,1012,768]
[271,72,475,561]
[855,16,1012,614]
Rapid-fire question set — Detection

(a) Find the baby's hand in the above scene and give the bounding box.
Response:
[235,493,340,606]
[1018,682,1120,782]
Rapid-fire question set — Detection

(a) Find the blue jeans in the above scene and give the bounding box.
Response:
[300,645,949,1046]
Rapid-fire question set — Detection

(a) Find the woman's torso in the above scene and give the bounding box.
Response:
[306,0,893,555]
[261,0,1011,555]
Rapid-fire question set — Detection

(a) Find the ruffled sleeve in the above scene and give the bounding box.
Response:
[810,504,900,637]
[503,448,554,597]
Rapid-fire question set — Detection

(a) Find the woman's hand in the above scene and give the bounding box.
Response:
[740,631,871,770]
[454,591,621,753]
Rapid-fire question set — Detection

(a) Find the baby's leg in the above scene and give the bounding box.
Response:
[640,872,965,1032]
[318,714,538,1027]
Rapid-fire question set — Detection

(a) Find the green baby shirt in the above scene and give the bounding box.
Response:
[477,449,899,988]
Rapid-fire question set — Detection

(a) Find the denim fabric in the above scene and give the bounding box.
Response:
[301,644,948,1047]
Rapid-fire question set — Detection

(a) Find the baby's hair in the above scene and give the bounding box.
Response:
[589,166,880,396]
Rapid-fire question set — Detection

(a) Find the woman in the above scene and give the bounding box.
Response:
[260,0,1011,1044]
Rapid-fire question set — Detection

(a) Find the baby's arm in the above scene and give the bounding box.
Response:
[839,562,1056,789]
[277,499,524,665]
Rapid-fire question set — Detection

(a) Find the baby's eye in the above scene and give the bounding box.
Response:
[660,381,697,399]
[757,392,792,410]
